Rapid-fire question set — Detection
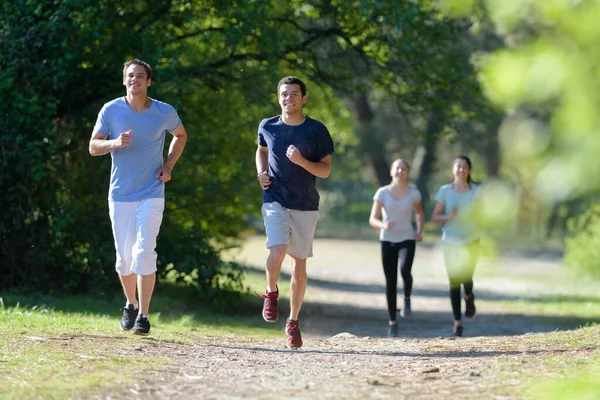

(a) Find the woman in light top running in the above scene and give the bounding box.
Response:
[369,159,425,337]
[431,155,481,338]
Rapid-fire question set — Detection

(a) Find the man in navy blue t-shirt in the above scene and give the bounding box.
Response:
[255,76,334,350]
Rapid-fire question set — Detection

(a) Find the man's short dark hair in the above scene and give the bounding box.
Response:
[277,76,306,96]
[123,59,153,80]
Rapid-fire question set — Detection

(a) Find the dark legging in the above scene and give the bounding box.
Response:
[381,240,416,321]
[442,240,480,321]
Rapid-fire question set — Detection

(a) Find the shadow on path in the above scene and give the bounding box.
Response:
[191,342,556,359]
[248,267,600,340]
[247,265,600,304]
[306,275,600,304]
[296,301,597,339]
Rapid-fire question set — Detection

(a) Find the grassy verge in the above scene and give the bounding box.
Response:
[527,361,600,400]
[491,296,600,322]
[0,279,280,400]
[3,234,599,399]
[508,326,600,400]
[0,255,297,399]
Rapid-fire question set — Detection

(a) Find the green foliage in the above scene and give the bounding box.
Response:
[0,0,268,298]
[564,204,600,279]
[0,0,371,299]
[438,0,600,267]
[0,0,110,292]
[2,0,504,303]
[467,0,600,200]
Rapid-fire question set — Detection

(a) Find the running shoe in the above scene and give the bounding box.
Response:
[120,304,138,331]
[388,323,399,338]
[257,287,279,323]
[132,315,151,336]
[453,325,463,337]
[465,294,476,319]
[285,319,302,350]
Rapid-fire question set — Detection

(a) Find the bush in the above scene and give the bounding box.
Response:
[0,1,258,305]
[564,204,600,279]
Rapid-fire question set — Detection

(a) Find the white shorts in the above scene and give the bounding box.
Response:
[108,198,165,276]
[261,202,318,259]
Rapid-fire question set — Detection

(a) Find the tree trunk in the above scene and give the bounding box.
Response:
[482,115,503,178]
[355,92,389,186]
[415,109,440,214]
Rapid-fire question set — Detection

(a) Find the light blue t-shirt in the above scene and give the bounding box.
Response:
[373,186,422,242]
[434,183,481,245]
[93,97,181,202]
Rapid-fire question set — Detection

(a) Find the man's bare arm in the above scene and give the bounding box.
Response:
[256,145,269,174]
[164,123,187,170]
[89,130,132,156]
[256,145,271,190]
[156,123,187,183]
[287,145,331,178]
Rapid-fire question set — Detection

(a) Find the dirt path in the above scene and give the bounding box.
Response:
[92,237,597,400]
[235,237,579,340]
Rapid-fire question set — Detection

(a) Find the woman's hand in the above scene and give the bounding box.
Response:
[384,221,396,230]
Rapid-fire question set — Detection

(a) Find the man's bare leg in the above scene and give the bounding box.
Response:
[119,273,137,306]
[137,272,156,316]
[266,244,287,292]
[289,255,307,321]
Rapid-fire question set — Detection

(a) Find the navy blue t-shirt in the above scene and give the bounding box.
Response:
[258,115,335,211]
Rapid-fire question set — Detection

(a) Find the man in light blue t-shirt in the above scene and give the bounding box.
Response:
[89,59,187,336]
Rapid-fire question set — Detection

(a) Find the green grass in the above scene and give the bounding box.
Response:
[516,326,600,400]
[2,335,160,399]
[1,302,159,399]
[0,281,282,400]
[3,234,599,399]
[3,292,599,400]
[476,325,600,400]
[538,323,600,347]
[493,297,600,320]
[472,251,600,322]
[527,367,600,400]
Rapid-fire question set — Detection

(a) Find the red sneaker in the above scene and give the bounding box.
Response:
[257,287,279,323]
[285,319,302,350]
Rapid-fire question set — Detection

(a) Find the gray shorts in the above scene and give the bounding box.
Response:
[261,202,318,259]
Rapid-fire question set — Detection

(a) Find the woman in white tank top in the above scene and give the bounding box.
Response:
[369,159,425,337]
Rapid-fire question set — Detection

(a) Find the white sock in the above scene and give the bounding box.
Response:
[126,302,138,309]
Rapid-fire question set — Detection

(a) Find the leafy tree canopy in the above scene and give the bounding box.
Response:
[1,0,484,300]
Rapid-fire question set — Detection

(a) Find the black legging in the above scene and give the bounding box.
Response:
[381,240,416,321]
[442,239,480,321]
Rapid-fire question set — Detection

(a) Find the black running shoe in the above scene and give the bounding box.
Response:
[132,315,150,336]
[453,325,463,337]
[465,294,476,319]
[120,304,138,331]
[388,323,399,338]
